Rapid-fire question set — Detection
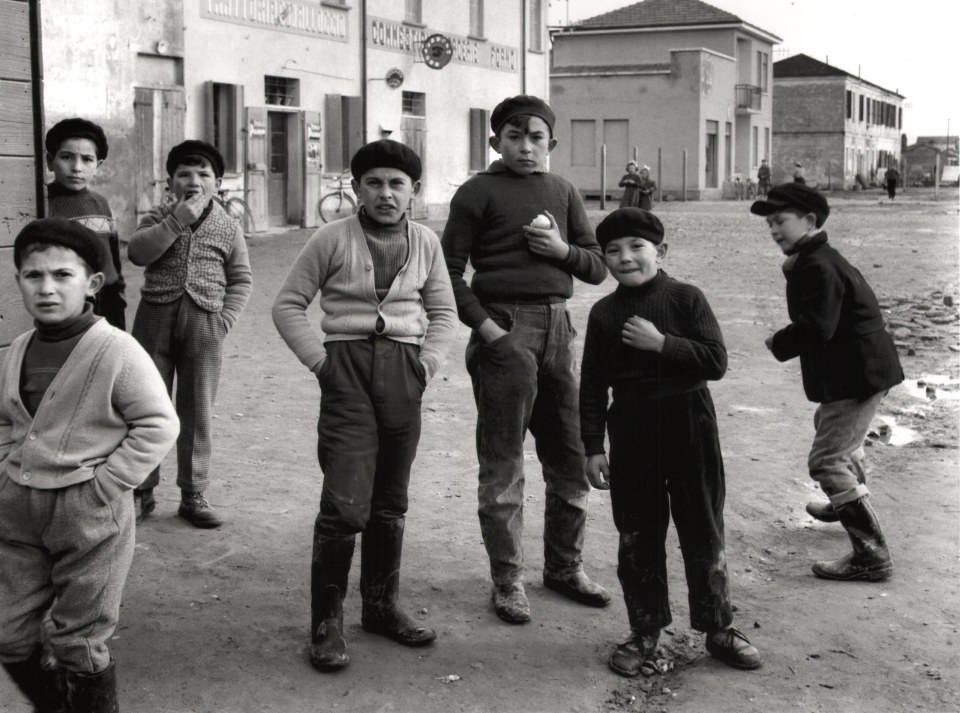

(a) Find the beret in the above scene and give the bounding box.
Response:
[166,140,226,178]
[14,217,104,273]
[596,208,665,248]
[350,139,422,182]
[490,95,556,136]
[750,182,830,228]
[45,118,109,160]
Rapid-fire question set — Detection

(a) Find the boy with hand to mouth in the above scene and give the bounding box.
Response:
[579,207,761,677]
[751,183,902,581]
[128,140,252,528]
[0,219,178,712]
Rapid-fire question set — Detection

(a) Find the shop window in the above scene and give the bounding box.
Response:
[265,76,299,107]
[470,0,484,38]
[529,0,543,52]
[204,81,244,175]
[469,107,490,171]
[405,0,422,24]
[402,91,426,117]
[571,120,595,167]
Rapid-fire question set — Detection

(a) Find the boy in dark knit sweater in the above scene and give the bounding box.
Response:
[442,95,610,625]
[751,183,901,582]
[579,208,761,676]
[45,118,127,329]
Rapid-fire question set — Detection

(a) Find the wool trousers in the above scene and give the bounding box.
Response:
[808,390,887,497]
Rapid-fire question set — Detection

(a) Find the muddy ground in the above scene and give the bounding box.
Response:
[4,189,959,713]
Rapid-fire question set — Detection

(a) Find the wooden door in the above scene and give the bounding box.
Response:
[134,87,185,221]
[401,115,427,220]
[602,119,629,193]
[267,111,288,227]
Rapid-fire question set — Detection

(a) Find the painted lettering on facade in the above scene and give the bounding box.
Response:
[368,17,517,72]
[202,0,348,42]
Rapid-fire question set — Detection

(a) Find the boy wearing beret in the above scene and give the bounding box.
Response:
[751,184,902,581]
[45,118,128,330]
[1,219,178,712]
[128,140,252,528]
[580,207,761,676]
[441,95,610,625]
[273,139,457,672]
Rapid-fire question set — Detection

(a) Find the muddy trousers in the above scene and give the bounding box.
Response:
[466,303,591,586]
[608,390,733,634]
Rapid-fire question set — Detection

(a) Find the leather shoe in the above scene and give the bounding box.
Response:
[608,630,660,677]
[492,582,530,624]
[544,571,611,608]
[706,627,762,670]
[178,492,223,529]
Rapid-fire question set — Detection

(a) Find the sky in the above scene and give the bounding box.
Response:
[547,0,960,143]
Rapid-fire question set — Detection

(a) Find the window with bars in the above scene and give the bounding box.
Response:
[402,91,426,117]
[265,76,298,106]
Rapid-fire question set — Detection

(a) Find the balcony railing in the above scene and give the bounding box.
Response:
[736,84,762,111]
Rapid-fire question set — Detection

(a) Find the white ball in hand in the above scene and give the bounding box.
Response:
[530,214,551,229]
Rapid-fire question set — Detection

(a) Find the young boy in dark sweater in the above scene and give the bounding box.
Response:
[442,95,610,625]
[579,208,761,676]
[751,183,902,581]
[45,118,127,329]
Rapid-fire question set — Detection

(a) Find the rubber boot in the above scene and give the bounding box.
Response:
[2,646,65,713]
[63,659,118,713]
[360,518,436,647]
[812,496,892,581]
[309,531,355,672]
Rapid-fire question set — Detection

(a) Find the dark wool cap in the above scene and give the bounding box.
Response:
[350,139,422,182]
[750,182,830,228]
[45,118,109,160]
[490,95,556,136]
[596,208,665,248]
[166,140,226,178]
[14,218,104,273]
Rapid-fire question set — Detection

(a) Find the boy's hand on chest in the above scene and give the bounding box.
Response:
[621,316,665,353]
[522,211,569,260]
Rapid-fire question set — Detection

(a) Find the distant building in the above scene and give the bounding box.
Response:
[772,54,904,189]
[549,0,780,200]
[902,142,959,185]
[915,136,959,154]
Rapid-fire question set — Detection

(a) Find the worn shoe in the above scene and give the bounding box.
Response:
[544,571,611,608]
[706,627,762,670]
[134,489,156,524]
[178,492,223,529]
[805,500,839,522]
[608,630,660,678]
[492,582,531,624]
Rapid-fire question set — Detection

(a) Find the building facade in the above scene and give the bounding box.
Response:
[549,0,779,200]
[35,0,550,236]
[772,54,904,189]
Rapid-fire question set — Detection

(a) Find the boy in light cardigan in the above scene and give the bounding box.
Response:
[272,139,457,672]
[0,218,178,712]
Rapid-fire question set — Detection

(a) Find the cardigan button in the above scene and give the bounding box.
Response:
[29,432,38,440]
[22,472,31,481]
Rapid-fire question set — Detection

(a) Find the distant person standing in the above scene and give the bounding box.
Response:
[757,159,771,197]
[618,161,640,208]
[635,165,657,210]
[793,162,806,184]
[884,165,900,200]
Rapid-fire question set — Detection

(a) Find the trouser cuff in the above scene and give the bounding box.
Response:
[829,484,869,507]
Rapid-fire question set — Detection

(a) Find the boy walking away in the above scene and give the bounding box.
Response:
[442,95,610,625]
[128,140,252,528]
[751,184,902,581]
[580,208,762,676]
[273,140,457,672]
[757,159,771,197]
[45,118,127,330]
[884,165,900,200]
[1,219,178,712]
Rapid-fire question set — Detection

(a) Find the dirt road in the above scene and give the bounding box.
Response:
[4,192,958,713]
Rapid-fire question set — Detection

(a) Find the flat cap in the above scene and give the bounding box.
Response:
[350,139,422,182]
[166,140,226,178]
[490,95,556,136]
[750,182,830,228]
[15,217,104,273]
[45,118,109,160]
[596,208,665,248]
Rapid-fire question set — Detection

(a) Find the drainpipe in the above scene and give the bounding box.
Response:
[30,0,46,215]
[360,0,368,143]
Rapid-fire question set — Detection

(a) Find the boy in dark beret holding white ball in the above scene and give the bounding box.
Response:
[579,207,762,677]
[273,139,457,672]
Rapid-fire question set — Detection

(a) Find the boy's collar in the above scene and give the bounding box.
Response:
[48,181,88,197]
[35,301,97,341]
[483,159,546,176]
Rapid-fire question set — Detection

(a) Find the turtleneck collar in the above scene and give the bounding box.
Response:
[35,301,98,342]
[48,181,88,198]
[358,206,408,237]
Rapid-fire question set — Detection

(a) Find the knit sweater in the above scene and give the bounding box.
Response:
[0,319,179,504]
[272,213,457,381]
[47,182,123,287]
[128,200,252,330]
[441,160,606,330]
[579,271,727,455]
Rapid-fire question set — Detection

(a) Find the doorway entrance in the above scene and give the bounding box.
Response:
[267,111,289,227]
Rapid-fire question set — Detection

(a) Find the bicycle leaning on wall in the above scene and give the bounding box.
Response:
[317,171,357,223]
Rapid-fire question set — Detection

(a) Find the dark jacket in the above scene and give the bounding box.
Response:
[770,232,903,403]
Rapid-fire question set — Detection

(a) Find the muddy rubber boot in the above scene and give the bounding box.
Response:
[360,518,436,647]
[309,531,355,672]
[812,496,892,581]
[63,659,118,713]
[2,646,65,713]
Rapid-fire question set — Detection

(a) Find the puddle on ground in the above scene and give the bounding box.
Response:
[902,375,960,402]
[869,415,920,446]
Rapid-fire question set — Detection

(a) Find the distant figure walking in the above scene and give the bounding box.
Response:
[884,165,900,200]
[793,162,806,184]
[757,159,771,197]
[618,161,641,208]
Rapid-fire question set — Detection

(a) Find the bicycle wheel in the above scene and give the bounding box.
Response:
[224,198,256,235]
[318,192,356,223]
